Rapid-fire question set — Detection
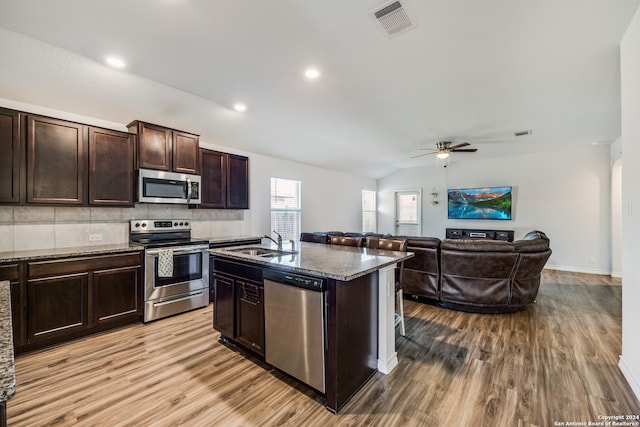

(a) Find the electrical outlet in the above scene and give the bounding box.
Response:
[89,234,102,242]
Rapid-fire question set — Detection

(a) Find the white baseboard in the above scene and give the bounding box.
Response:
[611,271,622,278]
[619,356,640,402]
[543,265,611,276]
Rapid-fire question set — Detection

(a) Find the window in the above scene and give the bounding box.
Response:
[270,177,301,241]
[362,190,377,233]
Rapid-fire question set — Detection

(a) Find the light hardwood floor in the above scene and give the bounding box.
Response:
[7,270,640,426]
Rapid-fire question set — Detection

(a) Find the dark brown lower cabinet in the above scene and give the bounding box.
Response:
[27,272,90,345]
[0,263,23,348]
[93,265,141,327]
[10,282,21,346]
[212,258,264,355]
[208,238,262,302]
[3,251,143,354]
[213,274,235,338]
[235,280,264,356]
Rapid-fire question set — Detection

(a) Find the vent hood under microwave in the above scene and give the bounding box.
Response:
[137,168,202,205]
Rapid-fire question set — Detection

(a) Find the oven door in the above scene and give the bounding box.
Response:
[144,245,210,301]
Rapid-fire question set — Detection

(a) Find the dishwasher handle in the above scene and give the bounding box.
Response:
[263,270,325,292]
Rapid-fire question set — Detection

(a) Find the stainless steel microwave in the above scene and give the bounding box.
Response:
[137,168,201,205]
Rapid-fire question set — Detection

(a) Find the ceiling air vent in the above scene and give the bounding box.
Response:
[514,129,533,137]
[371,1,415,37]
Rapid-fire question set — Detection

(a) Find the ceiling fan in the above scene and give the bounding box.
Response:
[412,141,478,159]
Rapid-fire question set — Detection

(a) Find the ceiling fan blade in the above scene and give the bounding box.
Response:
[451,148,478,152]
[419,148,438,151]
[411,153,433,159]
[447,142,470,150]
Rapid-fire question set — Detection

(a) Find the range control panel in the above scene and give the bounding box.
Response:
[264,270,326,292]
[130,219,191,233]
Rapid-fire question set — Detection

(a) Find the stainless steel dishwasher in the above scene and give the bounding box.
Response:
[263,270,326,393]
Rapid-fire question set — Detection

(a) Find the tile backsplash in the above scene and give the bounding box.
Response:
[0,205,250,252]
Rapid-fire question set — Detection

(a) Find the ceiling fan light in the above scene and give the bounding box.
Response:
[437,152,450,159]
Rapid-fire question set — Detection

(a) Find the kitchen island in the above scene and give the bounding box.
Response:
[209,241,413,413]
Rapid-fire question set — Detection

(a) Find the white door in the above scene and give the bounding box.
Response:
[395,190,421,236]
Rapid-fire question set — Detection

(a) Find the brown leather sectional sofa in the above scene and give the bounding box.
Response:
[301,230,551,313]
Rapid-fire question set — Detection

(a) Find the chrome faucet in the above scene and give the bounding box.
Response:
[263,231,283,250]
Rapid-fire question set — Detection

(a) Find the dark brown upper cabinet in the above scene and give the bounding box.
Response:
[173,130,200,174]
[127,120,200,174]
[88,127,135,206]
[26,115,88,205]
[196,148,249,209]
[0,109,135,207]
[227,153,249,209]
[0,107,22,204]
[200,149,226,208]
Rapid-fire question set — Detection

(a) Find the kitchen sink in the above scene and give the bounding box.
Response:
[226,246,295,257]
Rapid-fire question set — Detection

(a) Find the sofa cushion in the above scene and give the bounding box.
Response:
[511,248,552,306]
[300,232,328,244]
[394,236,441,249]
[400,238,440,300]
[514,238,549,253]
[441,239,515,253]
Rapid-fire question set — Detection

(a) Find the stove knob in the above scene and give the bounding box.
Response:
[179,222,184,226]
[134,222,140,228]
[141,222,146,228]
[185,222,189,226]
[174,222,178,227]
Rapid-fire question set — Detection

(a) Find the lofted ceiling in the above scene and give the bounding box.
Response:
[0,0,638,178]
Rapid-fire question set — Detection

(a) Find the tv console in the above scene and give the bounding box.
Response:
[445,228,514,242]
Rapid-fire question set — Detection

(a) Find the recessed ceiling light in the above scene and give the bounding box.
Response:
[233,103,247,112]
[105,56,126,69]
[304,68,321,79]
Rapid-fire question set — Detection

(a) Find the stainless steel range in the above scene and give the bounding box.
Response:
[130,219,209,322]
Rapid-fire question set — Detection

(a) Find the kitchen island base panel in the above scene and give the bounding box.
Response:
[377,264,399,374]
[325,272,378,413]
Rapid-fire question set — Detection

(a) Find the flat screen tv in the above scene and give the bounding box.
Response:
[447,186,512,220]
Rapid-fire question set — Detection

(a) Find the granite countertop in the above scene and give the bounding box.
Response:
[209,241,414,281]
[0,280,15,403]
[0,243,143,263]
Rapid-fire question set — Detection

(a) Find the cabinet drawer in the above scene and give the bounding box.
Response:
[0,263,20,281]
[28,252,142,278]
[212,258,263,283]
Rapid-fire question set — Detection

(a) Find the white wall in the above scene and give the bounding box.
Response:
[248,154,375,236]
[620,4,640,401]
[377,145,612,274]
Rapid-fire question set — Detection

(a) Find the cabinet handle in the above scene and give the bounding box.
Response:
[153,291,204,306]
[240,297,261,306]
